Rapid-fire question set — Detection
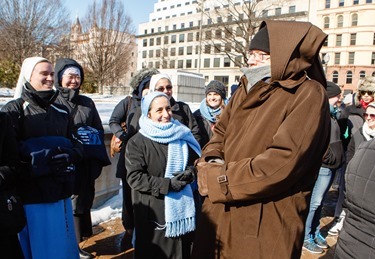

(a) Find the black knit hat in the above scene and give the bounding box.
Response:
[205,80,226,99]
[249,25,270,54]
[326,81,341,98]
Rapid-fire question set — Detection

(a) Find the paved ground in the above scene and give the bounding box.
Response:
[80,189,339,259]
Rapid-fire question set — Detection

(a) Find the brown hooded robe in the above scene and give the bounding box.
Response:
[192,20,330,259]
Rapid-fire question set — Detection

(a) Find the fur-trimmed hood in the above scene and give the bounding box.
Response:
[130,68,159,99]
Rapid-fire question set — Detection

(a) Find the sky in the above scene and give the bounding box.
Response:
[65,0,157,34]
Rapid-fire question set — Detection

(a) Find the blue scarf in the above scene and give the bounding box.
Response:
[199,98,223,123]
[139,115,201,237]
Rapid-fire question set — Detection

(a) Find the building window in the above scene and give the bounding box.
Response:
[171,48,176,56]
[205,30,212,40]
[353,0,359,4]
[289,6,296,13]
[143,39,147,47]
[339,0,344,6]
[178,47,184,55]
[207,18,212,25]
[336,34,342,46]
[189,21,193,27]
[148,62,153,68]
[351,13,358,26]
[324,17,330,28]
[235,56,242,66]
[179,34,185,43]
[236,27,242,37]
[163,49,168,57]
[178,60,183,69]
[195,46,199,54]
[173,24,177,30]
[261,10,268,17]
[150,38,154,46]
[224,57,230,67]
[181,23,185,29]
[171,35,176,43]
[196,32,200,41]
[156,49,160,57]
[275,8,281,15]
[337,15,343,28]
[217,17,222,23]
[204,58,210,68]
[373,33,375,45]
[372,52,375,65]
[367,0,373,3]
[332,71,339,83]
[346,71,353,84]
[350,33,356,45]
[212,44,220,54]
[334,53,341,65]
[215,29,222,39]
[164,36,169,44]
[155,61,160,69]
[227,15,233,22]
[170,60,175,69]
[323,37,328,47]
[225,43,231,52]
[149,50,153,58]
[213,58,220,67]
[225,28,232,38]
[187,46,192,55]
[325,0,330,8]
[360,71,366,78]
[204,45,211,54]
[142,51,147,58]
[348,52,355,64]
[156,37,161,45]
[186,59,192,68]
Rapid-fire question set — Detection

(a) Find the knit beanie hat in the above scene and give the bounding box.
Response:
[205,80,226,99]
[249,25,270,54]
[326,81,341,98]
[141,91,169,117]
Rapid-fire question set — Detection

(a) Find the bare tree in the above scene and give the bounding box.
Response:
[77,0,135,94]
[197,0,285,67]
[0,0,70,65]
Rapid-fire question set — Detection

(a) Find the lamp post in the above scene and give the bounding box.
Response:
[323,53,330,78]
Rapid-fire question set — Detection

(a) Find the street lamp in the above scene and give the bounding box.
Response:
[323,53,330,77]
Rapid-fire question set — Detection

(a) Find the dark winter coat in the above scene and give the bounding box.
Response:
[1,85,82,204]
[193,109,214,148]
[54,58,110,213]
[334,138,375,258]
[192,20,330,259]
[337,104,365,150]
[322,115,345,169]
[125,132,198,259]
[345,126,366,165]
[0,112,19,188]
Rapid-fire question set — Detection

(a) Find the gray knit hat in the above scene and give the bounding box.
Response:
[205,80,226,99]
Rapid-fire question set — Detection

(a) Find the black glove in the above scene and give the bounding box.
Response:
[170,174,188,192]
[172,166,196,184]
[50,153,70,174]
[56,146,80,164]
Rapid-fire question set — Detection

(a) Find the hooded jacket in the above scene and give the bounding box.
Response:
[192,20,330,259]
[54,58,110,213]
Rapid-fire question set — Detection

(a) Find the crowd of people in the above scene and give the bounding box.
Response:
[1,19,374,259]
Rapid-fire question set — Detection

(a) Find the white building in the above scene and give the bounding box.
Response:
[137,0,375,95]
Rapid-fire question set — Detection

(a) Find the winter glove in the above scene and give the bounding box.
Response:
[172,166,197,184]
[56,146,80,164]
[169,174,188,192]
[50,153,71,174]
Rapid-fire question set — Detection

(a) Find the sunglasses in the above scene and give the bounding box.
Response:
[360,90,374,96]
[155,85,173,91]
[363,113,375,120]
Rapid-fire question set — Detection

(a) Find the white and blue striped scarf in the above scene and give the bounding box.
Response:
[139,115,201,237]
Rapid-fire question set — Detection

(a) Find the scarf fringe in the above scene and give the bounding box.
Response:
[165,216,196,238]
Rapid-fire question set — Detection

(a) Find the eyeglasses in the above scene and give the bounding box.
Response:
[155,85,173,92]
[360,90,374,96]
[247,51,270,61]
[64,74,81,81]
[363,113,375,120]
